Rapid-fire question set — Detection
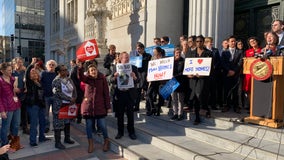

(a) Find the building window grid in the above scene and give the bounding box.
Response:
[51,0,60,33]
[66,0,78,26]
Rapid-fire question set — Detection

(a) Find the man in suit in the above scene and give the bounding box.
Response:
[111,52,139,140]
[271,19,284,46]
[221,36,243,113]
[204,37,222,110]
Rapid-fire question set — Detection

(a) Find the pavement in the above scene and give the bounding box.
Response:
[3,100,271,160]
[6,118,124,160]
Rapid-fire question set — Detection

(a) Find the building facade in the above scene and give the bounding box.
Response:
[44,0,284,65]
[15,0,45,63]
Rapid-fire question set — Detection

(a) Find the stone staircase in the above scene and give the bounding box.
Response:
[73,101,284,160]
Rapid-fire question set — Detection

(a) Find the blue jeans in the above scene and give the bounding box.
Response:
[85,118,108,139]
[1,108,21,146]
[27,105,46,144]
[44,96,55,129]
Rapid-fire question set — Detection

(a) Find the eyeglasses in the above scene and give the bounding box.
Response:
[48,63,55,66]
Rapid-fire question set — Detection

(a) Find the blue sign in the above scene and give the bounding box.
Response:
[145,44,175,57]
[129,56,142,68]
[159,77,180,99]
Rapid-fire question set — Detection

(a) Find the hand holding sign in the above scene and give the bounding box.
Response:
[183,58,212,76]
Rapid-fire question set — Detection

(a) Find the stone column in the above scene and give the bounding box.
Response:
[87,0,112,57]
[188,0,234,48]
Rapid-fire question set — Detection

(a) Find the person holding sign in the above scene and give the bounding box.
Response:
[52,65,77,149]
[170,48,186,121]
[185,35,213,125]
[145,47,166,116]
[78,63,111,153]
[110,52,139,140]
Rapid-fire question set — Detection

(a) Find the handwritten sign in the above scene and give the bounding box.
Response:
[116,63,134,89]
[183,58,212,76]
[147,57,174,81]
[159,78,180,99]
[129,56,142,68]
[145,44,175,57]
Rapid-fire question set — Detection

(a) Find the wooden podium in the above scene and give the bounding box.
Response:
[243,57,284,128]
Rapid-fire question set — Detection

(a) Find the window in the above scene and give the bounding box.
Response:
[66,0,78,26]
[51,0,60,33]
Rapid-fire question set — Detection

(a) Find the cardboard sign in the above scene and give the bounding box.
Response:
[147,57,174,81]
[116,63,134,89]
[183,57,212,76]
[58,104,78,119]
[159,78,180,99]
[76,39,99,61]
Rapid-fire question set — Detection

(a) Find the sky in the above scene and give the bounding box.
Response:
[0,0,3,35]
[0,0,15,36]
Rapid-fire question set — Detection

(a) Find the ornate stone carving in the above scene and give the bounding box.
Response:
[272,6,279,21]
[111,0,145,19]
[87,0,112,49]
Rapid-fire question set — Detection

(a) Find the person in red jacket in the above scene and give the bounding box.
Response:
[78,63,111,153]
[243,37,262,110]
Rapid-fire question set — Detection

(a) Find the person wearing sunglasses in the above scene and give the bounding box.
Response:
[185,35,213,125]
[52,65,77,149]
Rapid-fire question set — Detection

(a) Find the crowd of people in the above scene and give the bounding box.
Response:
[0,19,283,159]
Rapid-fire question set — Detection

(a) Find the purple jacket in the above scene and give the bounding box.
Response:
[0,76,21,112]
[79,68,111,117]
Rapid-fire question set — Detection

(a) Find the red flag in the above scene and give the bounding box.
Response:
[76,39,99,61]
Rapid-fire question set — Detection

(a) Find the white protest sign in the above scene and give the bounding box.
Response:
[116,63,134,89]
[183,57,212,76]
[147,57,174,81]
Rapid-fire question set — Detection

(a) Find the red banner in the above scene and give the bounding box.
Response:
[76,39,99,61]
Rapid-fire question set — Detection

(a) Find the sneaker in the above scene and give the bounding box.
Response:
[129,134,137,140]
[30,143,38,147]
[170,115,178,120]
[115,134,123,139]
[44,128,50,133]
[177,115,183,121]
[39,138,51,143]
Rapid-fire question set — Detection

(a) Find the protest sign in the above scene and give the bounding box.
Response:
[147,57,174,81]
[76,39,99,61]
[145,44,175,57]
[116,63,134,89]
[129,56,142,68]
[183,57,212,76]
[159,78,180,99]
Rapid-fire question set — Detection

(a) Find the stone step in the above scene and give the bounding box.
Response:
[73,117,183,160]
[106,115,255,160]
[158,103,284,144]
[72,100,284,160]
[137,111,284,160]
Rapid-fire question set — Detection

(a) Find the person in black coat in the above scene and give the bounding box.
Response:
[130,42,152,111]
[103,44,117,76]
[185,35,213,125]
[110,52,139,140]
[170,47,186,121]
[204,37,222,110]
[69,59,84,123]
